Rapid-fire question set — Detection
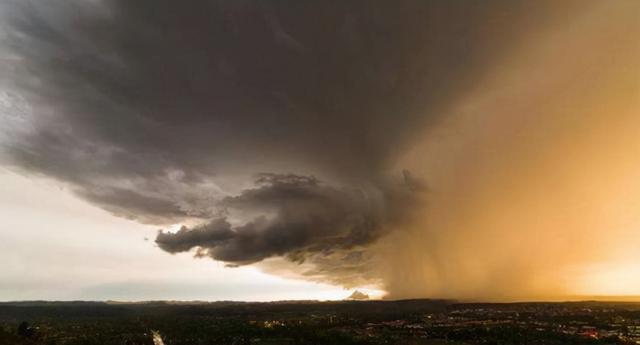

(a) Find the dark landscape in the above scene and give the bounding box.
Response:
[2,300,640,345]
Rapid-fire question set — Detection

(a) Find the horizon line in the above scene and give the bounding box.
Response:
[2,296,640,305]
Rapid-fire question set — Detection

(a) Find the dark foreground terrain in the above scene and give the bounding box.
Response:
[1,300,640,345]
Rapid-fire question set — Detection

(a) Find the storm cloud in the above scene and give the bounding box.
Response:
[157,173,418,266]
[0,0,519,283]
[2,0,634,299]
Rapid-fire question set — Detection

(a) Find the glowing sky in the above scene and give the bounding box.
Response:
[0,0,639,301]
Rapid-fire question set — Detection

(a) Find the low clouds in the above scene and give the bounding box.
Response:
[157,173,420,269]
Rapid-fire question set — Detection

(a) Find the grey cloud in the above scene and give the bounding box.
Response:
[156,173,418,269]
[0,0,560,288]
[157,218,235,254]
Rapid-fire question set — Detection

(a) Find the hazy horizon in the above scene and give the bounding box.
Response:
[4,295,640,304]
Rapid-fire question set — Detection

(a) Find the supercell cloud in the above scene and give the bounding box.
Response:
[0,0,502,285]
[1,0,638,299]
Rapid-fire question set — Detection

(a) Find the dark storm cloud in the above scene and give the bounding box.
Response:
[0,0,556,285]
[157,218,235,254]
[156,173,418,266]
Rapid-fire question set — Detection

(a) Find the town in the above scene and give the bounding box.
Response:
[1,300,640,345]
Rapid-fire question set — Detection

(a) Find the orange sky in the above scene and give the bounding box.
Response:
[384,0,640,301]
